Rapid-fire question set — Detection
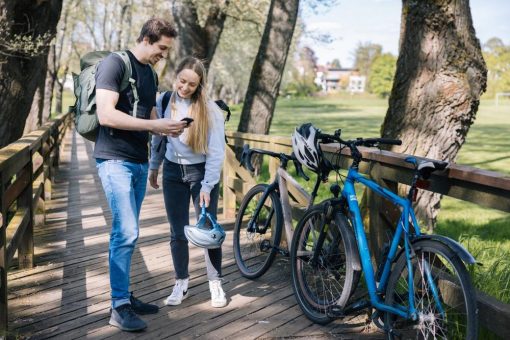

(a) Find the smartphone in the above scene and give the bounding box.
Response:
[181,117,194,127]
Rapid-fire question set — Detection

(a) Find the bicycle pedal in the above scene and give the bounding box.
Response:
[371,311,386,331]
[386,328,402,340]
[327,305,346,318]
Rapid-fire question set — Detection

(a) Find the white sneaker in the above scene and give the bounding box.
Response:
[209,280,227,308]
[164,278,189,306]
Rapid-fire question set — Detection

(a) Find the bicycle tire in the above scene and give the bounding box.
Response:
[290,206,359,324]
[233,184,283,279]
[385,239,478,339]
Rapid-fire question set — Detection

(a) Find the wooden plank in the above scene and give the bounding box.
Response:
[32,181,44,212]
[0,144,30,182]
[32,152,44,180]
[224,146,257,186]
[477,289,510,338]
[5,208,30,265]
[12,256,236,336]
[15,129,49,154]
[226,177,254,196]
[19,259,241,338]
[2,165,31,211]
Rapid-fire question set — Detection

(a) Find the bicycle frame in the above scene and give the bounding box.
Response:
[342,167,442,320]
[278,167,317,243]
[247,166,316,250]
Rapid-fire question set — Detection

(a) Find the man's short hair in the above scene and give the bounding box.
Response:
[137,18,177,44]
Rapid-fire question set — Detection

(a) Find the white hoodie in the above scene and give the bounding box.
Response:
[149,93,226,193]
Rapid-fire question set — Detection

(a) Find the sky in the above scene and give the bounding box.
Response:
[302,0,510,68]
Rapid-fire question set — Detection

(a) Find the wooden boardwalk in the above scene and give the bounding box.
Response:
[6,130,383,339]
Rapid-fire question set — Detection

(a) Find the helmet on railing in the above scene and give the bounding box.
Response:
[184,206,226,249]
[292,123,321,172]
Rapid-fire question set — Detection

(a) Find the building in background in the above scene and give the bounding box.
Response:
[315,66,366,93]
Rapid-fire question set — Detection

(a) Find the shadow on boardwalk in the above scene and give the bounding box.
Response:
[7,130,384,339]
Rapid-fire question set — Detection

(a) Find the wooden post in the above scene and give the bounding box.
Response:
[222,148,237,219]
[43,139,52,200]
[18,162,34,270]
[51,125,60,168]
[269,157,278,182]
[363,163,400,265]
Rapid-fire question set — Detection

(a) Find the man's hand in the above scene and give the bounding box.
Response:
[152,119,187,137]
[96,89,187,135]
[149,169,159,189]
[200,191,210,208]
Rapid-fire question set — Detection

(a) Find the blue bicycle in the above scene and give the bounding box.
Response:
[289,126,478,339]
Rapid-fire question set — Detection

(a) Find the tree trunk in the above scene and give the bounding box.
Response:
[237,0,299,135]
[43,43,56,120]
[163,0,228,87]
[24,81,45,135]
[372,0,487,242]
[0,0,63,147]
[116,0,132,50]
[54,65,68,115]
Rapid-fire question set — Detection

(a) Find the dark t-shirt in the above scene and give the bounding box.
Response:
[93,51,157,162]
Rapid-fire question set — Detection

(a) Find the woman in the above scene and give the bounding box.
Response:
[149,57,226,308]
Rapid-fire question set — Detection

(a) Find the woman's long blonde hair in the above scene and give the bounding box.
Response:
[171,57,210,154]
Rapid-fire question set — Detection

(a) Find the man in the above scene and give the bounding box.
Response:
[94,18,186,332]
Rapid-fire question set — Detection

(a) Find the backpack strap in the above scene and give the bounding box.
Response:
[155,91,173,153]
[214,100,231,122]
[213,99,231,143]
[113,51,139,118]
[161,91,172,117]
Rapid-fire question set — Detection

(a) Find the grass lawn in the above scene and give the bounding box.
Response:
[229,93,510,310]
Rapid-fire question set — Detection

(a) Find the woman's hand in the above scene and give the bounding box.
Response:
[149,169,159,189]
[200,191,210,208]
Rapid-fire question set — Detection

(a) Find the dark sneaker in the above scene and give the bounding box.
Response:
[130,292,159,315]
[109,304,147,332]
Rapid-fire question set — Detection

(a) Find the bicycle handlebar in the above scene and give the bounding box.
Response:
[315,132,401,167]
[316,132,402,148]
[240,144,310,181]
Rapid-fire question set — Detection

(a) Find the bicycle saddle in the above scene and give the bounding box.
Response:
[405,157,448,179]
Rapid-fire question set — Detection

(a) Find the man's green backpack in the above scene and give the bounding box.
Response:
[70,51,143,142]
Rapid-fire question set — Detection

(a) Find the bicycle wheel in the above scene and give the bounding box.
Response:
[385,239,478,339]
[291,206,359,324]
[233,184,283,279]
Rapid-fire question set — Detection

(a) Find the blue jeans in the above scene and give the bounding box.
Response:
[96,159,148,308]
[162,159,222,281]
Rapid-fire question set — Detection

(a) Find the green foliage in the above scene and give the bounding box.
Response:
[368,53,397,98]
[436,199,510,304]
[282,46,321,97]
[207,1,271,103]
[283,81,320,97]
[482,37,510,98]
[353,41,382,76]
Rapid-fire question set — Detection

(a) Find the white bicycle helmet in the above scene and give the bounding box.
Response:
[292,123,321,172]
[184,206,226,249]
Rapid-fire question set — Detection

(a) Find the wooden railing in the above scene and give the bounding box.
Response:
[222,130,510,338]
[0,112,71,332]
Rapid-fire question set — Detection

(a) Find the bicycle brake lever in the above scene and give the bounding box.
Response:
[240,144,256,172]
[292,156,310,181]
